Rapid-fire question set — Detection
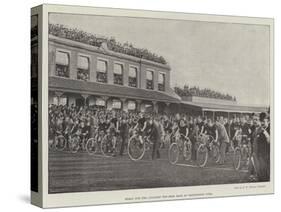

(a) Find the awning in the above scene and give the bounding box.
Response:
[49,76,180,104]
[181,100,267,113]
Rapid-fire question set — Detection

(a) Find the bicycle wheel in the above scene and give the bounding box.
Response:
[127,135,145,161]
[168,142,180,164]
[212,144,220,163]
[55,135,67,151]
[101,135,113,157]
[70,136,80,153]
[85,138,98,155]
[233,147,242,170]
[183,140,192,161]
[197,144,208,167]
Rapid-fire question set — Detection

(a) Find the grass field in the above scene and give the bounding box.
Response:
[48,147,251,194]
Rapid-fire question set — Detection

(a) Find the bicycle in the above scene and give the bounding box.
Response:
[68,133,88,153]
[196,134,220,167]
[127,130,153,161]
[100,130,121,157]
[232,134,252,170]
[85,129,100,155]
[168,132,192,164]
[48,130,68,151]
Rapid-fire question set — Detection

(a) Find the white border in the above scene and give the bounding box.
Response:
[40,4,274,208]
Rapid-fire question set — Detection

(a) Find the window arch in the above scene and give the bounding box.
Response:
[97,59,108,83]
[113,63,123,85]
[158,72,165,91]
[146,70,154,90]
[129,66,138,87]
[55,50,70,78]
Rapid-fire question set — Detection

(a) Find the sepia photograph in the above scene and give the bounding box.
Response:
[46,11,271,195]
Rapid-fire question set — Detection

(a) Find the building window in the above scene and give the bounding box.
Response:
[95,98,106,107]
[128,100,136,110]
[77,55,90,81]
[158,73,165,91]
[114,63,123,85]
[129,66,137,87]
[97,59,107,83]
[55,51,70,78]
[146,70,154,90]
[112,99,122,109]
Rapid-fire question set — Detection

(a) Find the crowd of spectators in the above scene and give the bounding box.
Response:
[49,24,167,65]
[77,69,89,81]
[174,85,237,101]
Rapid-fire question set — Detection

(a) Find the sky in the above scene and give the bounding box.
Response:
[49,13,270,106]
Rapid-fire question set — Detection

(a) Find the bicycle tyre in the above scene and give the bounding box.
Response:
[168,142,180,164]
[127,135,145,161]
[197,144,208,167]
[86,138,98,155]
[233,147,242,170]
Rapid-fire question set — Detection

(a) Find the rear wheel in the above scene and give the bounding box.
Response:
[197,144,208,167]
[233,147,242,170]
[55,135,66,151]
[86,138,98,155]
[183,140,192,161]
[101,135,114,157]
[128,135,145,161]
[168,143,180,164]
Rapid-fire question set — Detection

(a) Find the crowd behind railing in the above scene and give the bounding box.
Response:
[174,85,237,101]
[77,69,90,81]
[49,24,167,65]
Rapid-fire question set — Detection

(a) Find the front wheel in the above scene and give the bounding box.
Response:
[101,135,114,157]
[197,144,208,167]
[168,143,180,164]
[233,147,242,170]
[128,135,145,161]
[86,138,98,155]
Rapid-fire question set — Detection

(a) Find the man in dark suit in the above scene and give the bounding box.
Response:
[250,112,270,182]
[119,117,129,156]
[149,117,163,160]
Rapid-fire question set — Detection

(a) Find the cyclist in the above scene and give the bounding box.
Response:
[80,120,91,149]
[133,113,148,144]
[108,112,119,154]
[97,117,108,142]
[215,118,230,165]
[176,119,189,142]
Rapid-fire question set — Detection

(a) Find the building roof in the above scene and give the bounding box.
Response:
[49,24,167,65]
[181,100,267,113]
[49,77,181,104]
